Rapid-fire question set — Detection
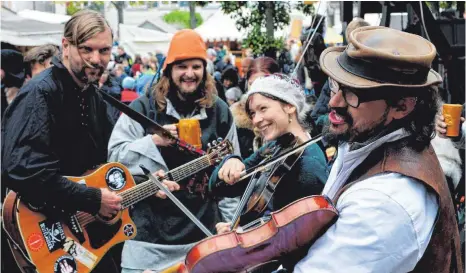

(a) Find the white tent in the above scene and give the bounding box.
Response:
[17,9,70,24]
[195,10,246,41]
[118,24,173,56]
[1,8,63,46]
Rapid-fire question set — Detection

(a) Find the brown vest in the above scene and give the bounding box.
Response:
[334,140,463,273]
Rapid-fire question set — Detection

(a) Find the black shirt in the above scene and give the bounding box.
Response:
[1,57,114,215]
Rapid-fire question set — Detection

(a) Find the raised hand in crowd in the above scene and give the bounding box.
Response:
[435,114,465,138]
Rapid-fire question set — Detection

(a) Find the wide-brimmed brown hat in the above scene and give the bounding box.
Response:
[320,26,442,89]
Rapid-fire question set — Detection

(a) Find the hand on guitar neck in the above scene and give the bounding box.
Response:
[151,124,178,146]
[153,170,181,199]
[98,188,122,218]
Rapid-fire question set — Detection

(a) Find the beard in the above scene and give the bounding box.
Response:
[323,106,390,146]
[70,60,104,85]
[172,76,204,101]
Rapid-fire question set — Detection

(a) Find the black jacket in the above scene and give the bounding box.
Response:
[1,57,114,215]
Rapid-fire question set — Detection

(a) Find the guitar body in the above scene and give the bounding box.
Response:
[2,163,137,273]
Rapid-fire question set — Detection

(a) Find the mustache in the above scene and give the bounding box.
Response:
[331,107,354,125]
[181,77,197,81]
[84,63,105,72]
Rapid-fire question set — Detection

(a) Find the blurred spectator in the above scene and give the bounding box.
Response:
[230,95,256,158]
[225,86,242,106]
[132,54,143,76]
[115,45,133,65]
[222,55,235,72]
[155,50,165,68]
[206,48,217,75]
[135,64,157,96]
[99,71,122,123]
[216,43,226,62]
[122,59,132,77]
[149,57,158,74]
[278,46,295,74]
[246,56,280,88]
[239,57,253,93]
[121,77,139,104]
[113,64,128,87]
[24,44,58,79]
[221,67,239,90]
[1,49,26,108]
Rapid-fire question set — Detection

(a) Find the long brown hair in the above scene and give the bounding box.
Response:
[151,62,217,112]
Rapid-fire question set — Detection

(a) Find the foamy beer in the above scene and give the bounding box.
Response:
[176,119,202,148]
[442,104,463,137]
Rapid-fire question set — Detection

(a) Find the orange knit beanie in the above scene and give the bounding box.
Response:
[163,29,207,70]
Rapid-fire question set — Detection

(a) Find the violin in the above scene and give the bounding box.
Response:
[162,195,338,273]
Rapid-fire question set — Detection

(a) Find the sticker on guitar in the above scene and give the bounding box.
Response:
[39,220,66,252]
[54,255,77,273]
[27,233,44,252]
[63,237,98,269]
[105,166,126,190]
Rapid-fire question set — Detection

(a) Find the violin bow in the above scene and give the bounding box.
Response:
[140,165,213,237]
[239,135,322,181]
[213,135,323,193]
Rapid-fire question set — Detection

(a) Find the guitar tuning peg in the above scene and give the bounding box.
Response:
[212,140,218,145]
[207,143,212,148]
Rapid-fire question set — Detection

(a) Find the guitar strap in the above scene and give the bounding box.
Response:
[3,194,37,273]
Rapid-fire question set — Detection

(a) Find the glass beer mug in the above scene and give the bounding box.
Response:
[175,119,202,149]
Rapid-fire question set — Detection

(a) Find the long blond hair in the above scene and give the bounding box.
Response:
[63,10,112,68]
[64,10,112,46]
[151,64,217,112]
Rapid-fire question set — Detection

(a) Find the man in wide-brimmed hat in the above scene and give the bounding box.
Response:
[295,26,462,273]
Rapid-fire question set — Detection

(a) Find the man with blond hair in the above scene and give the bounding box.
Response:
[2,10,122,273]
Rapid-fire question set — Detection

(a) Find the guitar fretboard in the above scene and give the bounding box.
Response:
[119,154,212,208]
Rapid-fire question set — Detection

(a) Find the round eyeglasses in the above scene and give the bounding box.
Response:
[328,78,392,108]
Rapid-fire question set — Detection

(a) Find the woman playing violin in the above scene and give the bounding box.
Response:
[209,73,329,270]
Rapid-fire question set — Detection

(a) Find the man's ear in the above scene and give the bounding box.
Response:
[62,38,70,59]
[390,97,417,120]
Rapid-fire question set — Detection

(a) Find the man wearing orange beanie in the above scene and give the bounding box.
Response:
[108,29,240,273]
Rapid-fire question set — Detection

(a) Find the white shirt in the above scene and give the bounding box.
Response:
[294,130,439,273]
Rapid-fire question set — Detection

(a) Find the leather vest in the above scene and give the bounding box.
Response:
[334,140,462,273]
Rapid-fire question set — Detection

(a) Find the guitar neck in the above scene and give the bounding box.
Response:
[119,154,213,208]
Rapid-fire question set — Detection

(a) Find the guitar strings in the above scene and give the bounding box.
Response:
[75,146,229,226]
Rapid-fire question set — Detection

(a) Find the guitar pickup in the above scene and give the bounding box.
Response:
[65,214,86,244]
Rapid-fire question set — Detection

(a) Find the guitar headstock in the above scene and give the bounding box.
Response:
[207,138,234,165]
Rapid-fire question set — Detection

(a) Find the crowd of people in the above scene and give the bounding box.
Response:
[1,9,465,273]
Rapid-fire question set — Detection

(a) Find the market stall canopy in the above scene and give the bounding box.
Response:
[17,9,71,24]
[118,24,174,56]
[195,10,246,41]
[138,18,179,34]
[1,8,63,46]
